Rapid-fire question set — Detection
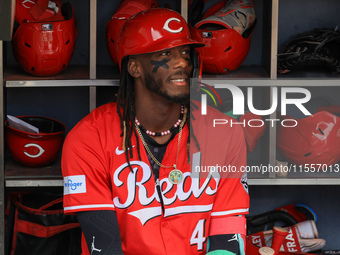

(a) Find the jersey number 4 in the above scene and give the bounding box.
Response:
[190,219,207,251]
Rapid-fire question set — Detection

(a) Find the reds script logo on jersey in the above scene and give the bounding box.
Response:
[113,159,220,225]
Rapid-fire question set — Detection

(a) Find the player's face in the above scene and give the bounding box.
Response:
[141,45,193,104]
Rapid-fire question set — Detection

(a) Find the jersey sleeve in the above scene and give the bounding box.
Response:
[76,210,123,255]
[211,124,249,218]
[62,120,115,214]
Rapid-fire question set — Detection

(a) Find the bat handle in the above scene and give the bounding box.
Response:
[271,226,289,254]
[258,247,275,255]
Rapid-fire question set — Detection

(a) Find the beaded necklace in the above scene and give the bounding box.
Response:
[134,105,184,136]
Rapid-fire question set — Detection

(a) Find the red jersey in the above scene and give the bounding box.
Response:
[62,102,249,255]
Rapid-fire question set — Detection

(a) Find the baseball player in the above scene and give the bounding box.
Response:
[62,8,249,255]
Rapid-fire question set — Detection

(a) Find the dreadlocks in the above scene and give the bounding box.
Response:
[115,57,142,171]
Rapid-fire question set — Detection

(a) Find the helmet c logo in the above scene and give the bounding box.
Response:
[22,0,35,9]
[163,18,183,34]
[24,143,45,158]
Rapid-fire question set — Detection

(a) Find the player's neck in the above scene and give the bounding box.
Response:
[134,94,183,143]
[136,96,181,128]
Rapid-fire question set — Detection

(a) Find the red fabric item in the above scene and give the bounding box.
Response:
[209,216,246,236]
[16,219,80,238]
[8,192,81,255]
[28,0,50,20]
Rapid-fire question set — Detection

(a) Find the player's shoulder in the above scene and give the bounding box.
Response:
[87,102,118,122]
[79,102,118,126]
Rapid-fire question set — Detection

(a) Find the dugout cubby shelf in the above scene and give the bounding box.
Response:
[4,158,63,188]
[1,0,340,252]
[1,2,339,180]
[5,78,119,88]
[4,66,90,81]
[1,0,339,192]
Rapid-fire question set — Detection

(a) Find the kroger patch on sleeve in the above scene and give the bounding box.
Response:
[64,175,86,195]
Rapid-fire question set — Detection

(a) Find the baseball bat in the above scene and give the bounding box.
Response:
[271,226,289,254]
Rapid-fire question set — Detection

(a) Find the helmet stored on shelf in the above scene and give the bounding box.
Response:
[277,111,340,166]
[12,2,77,76]
[106,0,159,68]
[116,8,204,71]
[190,0,256,74]
[278,96,340,166]
[5,116,66,167]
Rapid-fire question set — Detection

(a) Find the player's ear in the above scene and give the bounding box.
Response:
[128,57,141,78]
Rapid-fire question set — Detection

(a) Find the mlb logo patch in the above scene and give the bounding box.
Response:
[201,31,213,38]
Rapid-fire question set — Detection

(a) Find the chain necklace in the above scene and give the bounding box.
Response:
[135,106,187,184]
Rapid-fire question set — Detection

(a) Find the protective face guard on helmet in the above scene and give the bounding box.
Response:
[15,0,64,24]
[190,0,256,74]
[12,2,77,76]
[195,0,256,36]
[116,8,204,71]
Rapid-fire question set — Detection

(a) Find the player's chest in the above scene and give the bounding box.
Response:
[111,159,220,209]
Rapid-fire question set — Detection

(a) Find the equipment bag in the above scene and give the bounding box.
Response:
[6,191,82,255]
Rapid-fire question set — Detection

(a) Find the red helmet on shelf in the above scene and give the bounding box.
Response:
[190,0,256,74]
[116,8,204,71]
[106,0,159,67]
[12,2,77,76]
[277,111,340,166]
[5,116,66,167]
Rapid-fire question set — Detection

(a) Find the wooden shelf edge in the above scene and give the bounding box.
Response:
[6,179,63,187]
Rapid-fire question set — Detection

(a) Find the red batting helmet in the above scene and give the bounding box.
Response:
[5,116,66,167]
[116,8,204,71]
[106,0,159,67]
[190,0,256,74]
[277,111,340,166]
[12,2,77,76]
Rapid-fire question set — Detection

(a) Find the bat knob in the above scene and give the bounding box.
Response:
[258,247,275,255]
